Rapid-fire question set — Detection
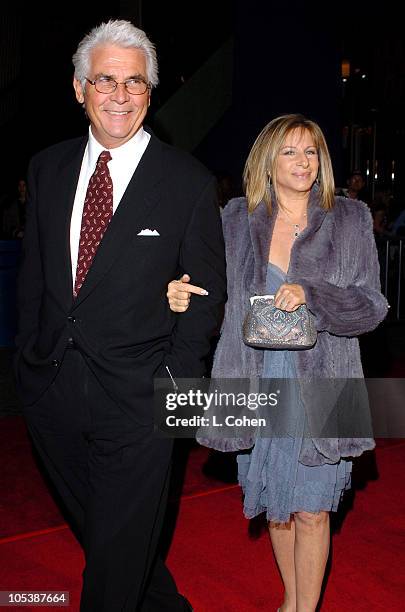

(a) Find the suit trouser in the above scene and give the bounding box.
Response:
[23,348,185,612]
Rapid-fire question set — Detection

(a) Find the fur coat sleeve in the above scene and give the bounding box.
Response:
[295,200,389,336]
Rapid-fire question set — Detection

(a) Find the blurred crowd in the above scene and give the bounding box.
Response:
[1,178,27,239]
[336,170,405,240]
[1,171,404,242]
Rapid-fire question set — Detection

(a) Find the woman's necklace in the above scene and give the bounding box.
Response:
[278,207,307,240]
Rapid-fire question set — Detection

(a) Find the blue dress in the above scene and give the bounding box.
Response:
[237,262,352,523]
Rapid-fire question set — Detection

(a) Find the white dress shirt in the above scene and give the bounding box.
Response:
[70,127,150,281]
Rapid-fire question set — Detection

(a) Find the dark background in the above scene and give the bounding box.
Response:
[0,0,404,202]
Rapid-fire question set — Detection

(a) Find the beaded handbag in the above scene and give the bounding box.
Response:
[242,295,317,350]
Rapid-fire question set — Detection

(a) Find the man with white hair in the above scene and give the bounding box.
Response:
[16,19,225,611]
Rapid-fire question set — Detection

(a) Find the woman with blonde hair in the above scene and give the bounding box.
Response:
[167,114,388,611]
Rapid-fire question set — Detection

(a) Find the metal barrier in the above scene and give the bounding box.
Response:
[376,237,404,320]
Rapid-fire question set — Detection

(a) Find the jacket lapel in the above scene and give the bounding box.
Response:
[248,199,277,294]
[287,187,328,283]
[52,137,87,307]
[72,134,165,308]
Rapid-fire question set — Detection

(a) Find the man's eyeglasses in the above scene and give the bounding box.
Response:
[86,76,151,95]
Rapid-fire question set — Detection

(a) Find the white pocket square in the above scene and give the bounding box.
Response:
[137,229,160,236]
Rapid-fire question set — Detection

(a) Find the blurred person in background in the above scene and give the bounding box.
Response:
[2,178,27,238]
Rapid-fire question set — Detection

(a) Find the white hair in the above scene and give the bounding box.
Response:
[72,19,158,90]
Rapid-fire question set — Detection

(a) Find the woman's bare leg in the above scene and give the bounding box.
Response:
[294,510,330,612]
[269,519,296,612]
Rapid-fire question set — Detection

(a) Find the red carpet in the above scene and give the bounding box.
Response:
[1,416,404,611]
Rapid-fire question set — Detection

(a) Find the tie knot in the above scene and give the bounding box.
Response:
[98,150,112,165]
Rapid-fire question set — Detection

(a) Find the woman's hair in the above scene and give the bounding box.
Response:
[243,113,335,213]
[72,19,158,91]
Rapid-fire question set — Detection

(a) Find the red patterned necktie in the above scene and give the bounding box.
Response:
[73,150,113,297]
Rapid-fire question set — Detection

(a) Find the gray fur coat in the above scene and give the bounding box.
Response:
[199,187,389,465]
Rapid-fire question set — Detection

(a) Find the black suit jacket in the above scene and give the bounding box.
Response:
[15,130,226,423]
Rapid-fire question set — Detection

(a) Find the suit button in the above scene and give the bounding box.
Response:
[67,316,76,323]
[51,359,60,367]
